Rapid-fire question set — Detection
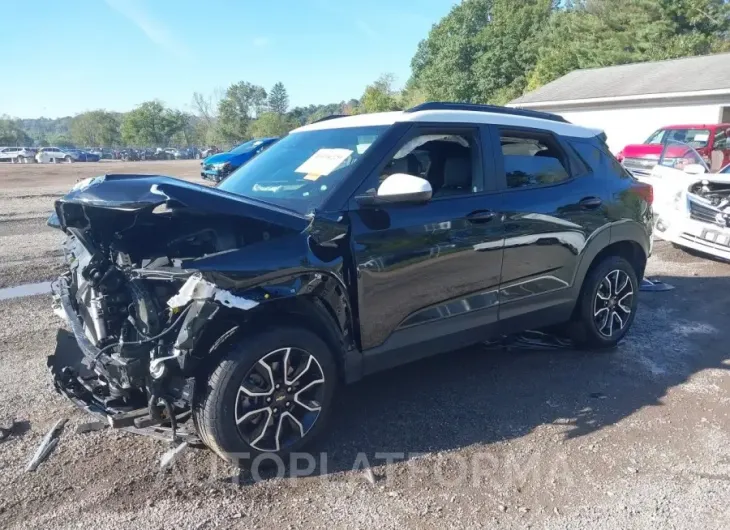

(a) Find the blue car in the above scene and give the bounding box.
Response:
[66,149,101,162]
[201,138,278,182]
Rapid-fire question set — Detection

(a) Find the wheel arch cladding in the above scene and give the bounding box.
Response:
[189,274,357,383]
[590,240,647,281]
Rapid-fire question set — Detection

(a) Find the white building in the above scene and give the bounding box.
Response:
[508,52,730,154]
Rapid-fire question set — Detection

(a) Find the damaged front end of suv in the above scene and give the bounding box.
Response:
[48,174,352,448]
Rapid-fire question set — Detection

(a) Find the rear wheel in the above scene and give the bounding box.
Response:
[569,255,638,349]
[194,326,337,463]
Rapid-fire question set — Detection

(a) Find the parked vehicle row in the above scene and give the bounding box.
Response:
[0,146,102,163]
[0,145,219,163]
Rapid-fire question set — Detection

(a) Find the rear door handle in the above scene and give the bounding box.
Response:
[466,210,495,223]
[579,196,603,209]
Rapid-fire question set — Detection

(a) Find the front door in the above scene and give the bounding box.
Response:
[348,124,504,369]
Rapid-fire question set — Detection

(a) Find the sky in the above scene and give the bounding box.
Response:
[0,0,458,119]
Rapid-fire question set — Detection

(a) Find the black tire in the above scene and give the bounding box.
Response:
[569,255,639,349]
[64,155,72,163]
[194,326,337,464]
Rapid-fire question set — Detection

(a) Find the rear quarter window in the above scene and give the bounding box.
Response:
[569,139,633,180]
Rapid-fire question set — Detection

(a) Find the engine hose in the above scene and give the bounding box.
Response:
[91,304,193,367]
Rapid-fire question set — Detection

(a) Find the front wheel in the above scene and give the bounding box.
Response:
[64,155,72,163]
[194,326,337,463]
[569,255,639,349]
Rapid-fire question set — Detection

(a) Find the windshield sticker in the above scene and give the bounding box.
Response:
[692,133,709,142]
[295,148,353,177]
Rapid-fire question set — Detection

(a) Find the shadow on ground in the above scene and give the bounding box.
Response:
[228,272,730,483]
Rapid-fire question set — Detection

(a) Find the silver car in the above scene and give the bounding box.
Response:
[0,146,37,163]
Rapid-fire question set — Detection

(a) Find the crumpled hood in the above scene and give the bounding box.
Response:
[52,174,310,233]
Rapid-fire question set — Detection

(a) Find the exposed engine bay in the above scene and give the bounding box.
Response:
[47,174,316,442]
[51,226,262,440]
[688,179,730,228]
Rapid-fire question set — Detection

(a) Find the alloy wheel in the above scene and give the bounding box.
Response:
[593,269,633,338]
[235,347,325,452]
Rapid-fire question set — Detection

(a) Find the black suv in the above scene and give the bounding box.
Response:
[49,103,653,461]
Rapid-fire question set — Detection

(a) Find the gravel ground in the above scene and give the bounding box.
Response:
[1,162,730,529]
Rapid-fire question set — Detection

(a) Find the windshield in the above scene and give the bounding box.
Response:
[229,139,266,155]
[657,141,708,172]
[218,125,387,213]
[646,128,711,148]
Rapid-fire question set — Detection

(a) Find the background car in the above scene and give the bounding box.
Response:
[200,138,278,182]
[163,148,184,159]
[64,149,101,162]
[618,123,730,177]
[198,146,221,159]
[0,146,37,163]
[35,147,76,163]
[647,141,730,261]
[120,148,140,161]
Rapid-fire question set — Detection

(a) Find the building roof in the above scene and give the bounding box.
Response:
[292,108,602,138]
[510,52,730,107]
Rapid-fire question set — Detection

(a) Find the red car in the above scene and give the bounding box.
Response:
[617,123,730,177]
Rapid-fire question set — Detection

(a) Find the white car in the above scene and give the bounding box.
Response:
[0,147,37,163]
[36,147,75,163]
[641,141,730,261]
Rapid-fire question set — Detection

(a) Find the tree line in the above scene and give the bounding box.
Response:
[2,0,728,148]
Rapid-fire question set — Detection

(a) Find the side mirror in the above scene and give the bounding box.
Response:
[356,173,432,206]
[684,163,706,175]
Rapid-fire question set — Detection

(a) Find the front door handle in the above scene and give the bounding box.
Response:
[579,196,603,209]
[466,210,495,223]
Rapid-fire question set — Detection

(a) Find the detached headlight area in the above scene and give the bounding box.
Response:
[211,162,230,171]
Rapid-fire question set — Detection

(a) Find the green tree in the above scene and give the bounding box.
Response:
[268,82,289,114]
[0,117,32,145]
[70,110,121,147]
[359,74,402,113]
[472,0,554,104]
[408,0,493,102]
[248,112,297,138]
[49,134,75,148]
[217,81,268,144]
[121,101,185,146]
[169,112,203,146]
[527,0,730,91]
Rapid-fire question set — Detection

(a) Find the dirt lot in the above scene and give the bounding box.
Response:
[1,161,730,529]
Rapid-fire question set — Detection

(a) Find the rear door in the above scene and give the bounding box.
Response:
[348,123,505,369]
[488,125,612,329]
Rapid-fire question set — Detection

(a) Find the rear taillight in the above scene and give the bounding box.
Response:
[631,182,653,205]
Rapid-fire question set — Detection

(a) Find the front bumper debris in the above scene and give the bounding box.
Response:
[49,280,200,444]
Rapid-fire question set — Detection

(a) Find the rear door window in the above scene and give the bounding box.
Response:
[497,129,572,189]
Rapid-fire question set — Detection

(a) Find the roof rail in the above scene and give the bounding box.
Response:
[405,102,569,124]
[311,114,349,124]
